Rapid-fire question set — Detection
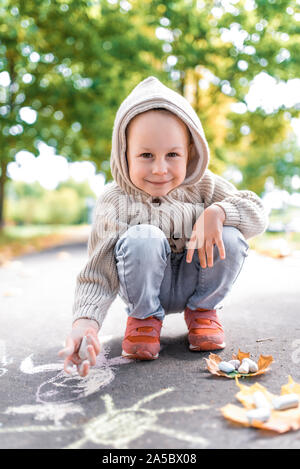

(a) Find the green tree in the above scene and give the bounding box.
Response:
[57,178,95,199]
[229,135,300,194]
[142,0,300,190]
[0,0,163,228]
[1,0,299,230]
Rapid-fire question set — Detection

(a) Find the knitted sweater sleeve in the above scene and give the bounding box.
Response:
[198,169,269,239]
[72,187,125,328]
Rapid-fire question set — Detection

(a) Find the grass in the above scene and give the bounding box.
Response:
[0,224,70,243]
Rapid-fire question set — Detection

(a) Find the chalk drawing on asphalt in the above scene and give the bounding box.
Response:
[0,388,210,448]
[4,403,84,426]
[0,340,13,377]
[20,343,131,404]
[0,339,131,428]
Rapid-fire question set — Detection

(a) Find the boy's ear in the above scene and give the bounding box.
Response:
[188,142,195,161]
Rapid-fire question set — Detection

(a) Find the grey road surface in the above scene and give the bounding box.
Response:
[0,240,300,449]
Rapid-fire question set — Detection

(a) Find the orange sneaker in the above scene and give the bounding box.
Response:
[122,316,163,360]
[184,306,226,351]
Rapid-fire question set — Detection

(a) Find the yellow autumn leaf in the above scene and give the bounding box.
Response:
[281,376,300,397]
[204,350,274,378]
[233,350,250,362]
[235,378,277,409]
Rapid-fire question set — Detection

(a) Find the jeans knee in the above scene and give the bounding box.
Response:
[115,224,169,257]
[222,226,249,258]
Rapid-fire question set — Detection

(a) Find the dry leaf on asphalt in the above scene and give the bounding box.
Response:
[221,376,300,433]
[204,349,273,378]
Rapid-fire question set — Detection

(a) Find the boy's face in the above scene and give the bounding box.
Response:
[126,110,193,197]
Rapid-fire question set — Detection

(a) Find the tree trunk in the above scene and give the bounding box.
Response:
[0,159,7,231]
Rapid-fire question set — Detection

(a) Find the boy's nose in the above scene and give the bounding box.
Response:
[152,161,168,175]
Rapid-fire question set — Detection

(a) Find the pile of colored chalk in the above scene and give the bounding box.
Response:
[218,357,258,375]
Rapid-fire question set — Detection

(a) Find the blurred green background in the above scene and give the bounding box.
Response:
[0,0,299,262]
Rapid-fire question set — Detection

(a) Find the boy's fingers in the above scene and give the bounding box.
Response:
[186,243,195,263]
[58,337,75,359]
[87,345,97,366]
[58,347,73,359]
[87,335,100,356]
[217,239,226,259]
[78,360,90,377]
[186,232,197,263]
[206,242,214,267]
[64,356,75,374]
[198,246,207,268]
[186,248,194,263]
[71,354,82,365]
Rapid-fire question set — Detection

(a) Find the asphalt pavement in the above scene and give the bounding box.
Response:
[0,239,300,449]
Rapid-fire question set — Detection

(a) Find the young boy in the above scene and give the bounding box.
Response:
[58,76,268,376]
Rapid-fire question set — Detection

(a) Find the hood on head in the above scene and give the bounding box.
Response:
[110,76,210,196]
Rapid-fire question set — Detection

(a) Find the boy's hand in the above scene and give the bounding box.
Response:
[186,205,226,268]
[58,318,100,377]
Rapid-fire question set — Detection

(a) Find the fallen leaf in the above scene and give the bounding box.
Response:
[221,377,300,433]
[232,350,251,363]
[281,375,300,396]
[204,349,274,378]
[235,379,276,409]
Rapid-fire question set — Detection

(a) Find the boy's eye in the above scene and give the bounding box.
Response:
[140,152,179,157]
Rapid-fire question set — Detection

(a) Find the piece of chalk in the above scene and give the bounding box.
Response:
[253,391,271,409]
[272,393,299,410]
[78,336,88,360]
[242,358,258,373]
[218,361,235,373]
[246,407,271,424]
[238,361,249,374]
[228,360,240,370]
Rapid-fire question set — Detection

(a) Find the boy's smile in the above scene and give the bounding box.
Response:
[126,109,193,197]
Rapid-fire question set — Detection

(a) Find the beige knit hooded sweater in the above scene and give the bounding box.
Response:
[72,76,268,327]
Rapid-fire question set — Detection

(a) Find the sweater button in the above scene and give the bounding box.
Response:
[152,197,161,205]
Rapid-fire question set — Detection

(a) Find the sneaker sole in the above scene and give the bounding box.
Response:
[122,350,159,360]
[189,341,226,351]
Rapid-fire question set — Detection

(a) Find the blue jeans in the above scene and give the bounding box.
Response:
[114,224,249,321]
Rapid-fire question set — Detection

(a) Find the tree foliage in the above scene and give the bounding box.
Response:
[0,0,299,227]
[0,0,163,226]
[142,0,299,178]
